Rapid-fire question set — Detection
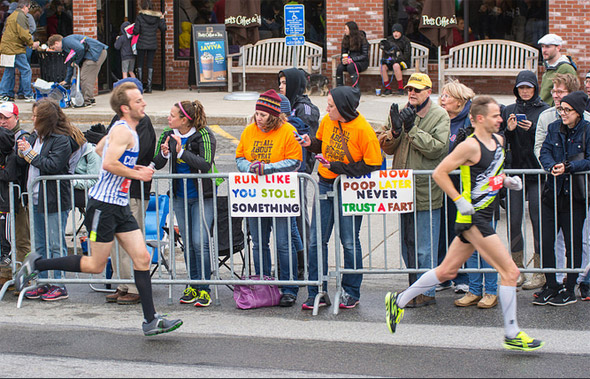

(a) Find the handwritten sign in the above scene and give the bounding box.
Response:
[340,170,414,215]
[229,173,300,217]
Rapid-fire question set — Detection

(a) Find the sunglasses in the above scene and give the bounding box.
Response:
[406,87,429,94]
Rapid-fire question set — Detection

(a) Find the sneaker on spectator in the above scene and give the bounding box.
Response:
[579,283,590,301]
[454,283,469,294]
[0,95,14,102]
[0,254,10,267]
[142,314,183,336]
[301,295,330,310]
[383,89,392,96]
[40,286,68,301]
[532,286,560,306]
[179,286,198,304]
[117,292,141,305]
[194,290,211,307]
[405,294,436,308]
[106,289,126,303]
[23,96,35,103]
[436,281,452,292]
[477,293,498,309]
[339,292,360,309]
[16,94,24,100]
[547,288,577,306]
[24,284,51,299]
[454,292,482,307]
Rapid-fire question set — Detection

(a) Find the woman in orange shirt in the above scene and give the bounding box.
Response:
[236,90,302,307]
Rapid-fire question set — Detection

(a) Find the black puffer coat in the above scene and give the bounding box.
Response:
[134,10,167,50]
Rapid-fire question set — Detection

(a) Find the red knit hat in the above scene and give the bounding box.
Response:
[256,89,281,117]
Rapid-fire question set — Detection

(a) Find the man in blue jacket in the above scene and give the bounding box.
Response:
[47,33,108,107]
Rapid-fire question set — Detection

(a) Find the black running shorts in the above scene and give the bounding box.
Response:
[455,215,496,244]
[85,198,139,243]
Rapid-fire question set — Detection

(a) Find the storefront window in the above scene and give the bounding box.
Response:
[386,0,548,60]
[174,0,325,60]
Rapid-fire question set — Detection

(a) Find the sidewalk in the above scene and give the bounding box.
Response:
[15,89,516,130]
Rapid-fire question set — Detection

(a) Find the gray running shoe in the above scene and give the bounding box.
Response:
[14,252,41,291]
[142,314,183,336]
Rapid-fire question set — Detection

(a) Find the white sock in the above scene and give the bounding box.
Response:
[499,285,519,339]
[397,269,440,308]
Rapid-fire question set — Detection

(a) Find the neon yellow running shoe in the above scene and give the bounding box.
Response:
[385,291,404,334]
[503,331,544,351]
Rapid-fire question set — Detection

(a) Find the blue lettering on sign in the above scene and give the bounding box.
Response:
[284,4,305,36]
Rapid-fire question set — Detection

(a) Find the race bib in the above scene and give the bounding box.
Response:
[120,178,131,193]
[489,175,503,192]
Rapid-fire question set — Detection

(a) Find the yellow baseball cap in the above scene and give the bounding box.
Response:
[405,73,432,90]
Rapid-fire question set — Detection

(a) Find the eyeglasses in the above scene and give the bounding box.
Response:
[556,106,575,115]
[551,89,568,96]
[440,93,451,100]
[406,87,428,94]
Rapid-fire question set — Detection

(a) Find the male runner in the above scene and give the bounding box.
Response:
[385,96,544,351]
[14,82,182,336]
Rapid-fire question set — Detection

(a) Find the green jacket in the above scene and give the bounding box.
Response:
[0,9,33,55]
[380,99,450,211]
[539,56,577,106]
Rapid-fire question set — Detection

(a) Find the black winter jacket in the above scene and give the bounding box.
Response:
[18,132,78,213]
[134,10,166,51]
[108,114,155,200]
[341,31,369,71]
[501,70,549,170]
[0,127,17,212]
[380,35,411,66]
[153,127,217,198]
[114,21,134,60]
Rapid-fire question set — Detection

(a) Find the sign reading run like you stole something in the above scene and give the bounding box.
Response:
[341,170,414,215]
[228,173,300,217]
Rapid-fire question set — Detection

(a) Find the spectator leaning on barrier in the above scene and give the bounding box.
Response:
[104,77,155,306]
[379,23,411,96]
[16,99,82,302]
[0,0,39,103]
[538,33,577,107]
[47,33,108,108]
[536,91,590,307]
[0,102,30,276]
[336,21,369,88]
[533,73,590,294]
[379,73,450,308]
[501,70,549,289]
[297,86,382,310]
[153,99,217,308]
[236,89,302,308]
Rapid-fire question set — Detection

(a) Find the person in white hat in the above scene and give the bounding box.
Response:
[537,33,577,106]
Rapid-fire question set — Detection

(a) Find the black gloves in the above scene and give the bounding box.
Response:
[389,103,402,137]
[455,126,474,145]
[400,107,416,133]
[564,160,572,173]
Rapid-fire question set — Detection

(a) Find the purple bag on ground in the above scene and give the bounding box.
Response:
[233,275,281,309]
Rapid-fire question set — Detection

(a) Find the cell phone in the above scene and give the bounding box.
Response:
[515,114,527,122]
[315,155,329,165]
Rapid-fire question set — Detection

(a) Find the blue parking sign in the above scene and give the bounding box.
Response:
[284,4,305,36]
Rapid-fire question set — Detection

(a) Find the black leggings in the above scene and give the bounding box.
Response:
[136,49,156,70]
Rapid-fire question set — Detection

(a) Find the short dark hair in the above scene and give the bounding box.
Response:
[17,0,31,9]
[470,96,498,120]
[110,82,138,118]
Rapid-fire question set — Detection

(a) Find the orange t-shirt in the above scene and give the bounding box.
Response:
[236,121,302,163]
[316,112,382,179]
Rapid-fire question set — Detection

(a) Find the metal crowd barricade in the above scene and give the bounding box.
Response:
[1,172,327,314]
[330,168,590,315]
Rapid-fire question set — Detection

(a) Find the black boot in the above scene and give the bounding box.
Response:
[136,67,143,89]
[336,76,344,87]
[146,68,153,93]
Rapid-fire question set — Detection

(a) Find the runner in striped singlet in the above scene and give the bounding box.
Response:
[14,82,182,336]
[385,96,544,351]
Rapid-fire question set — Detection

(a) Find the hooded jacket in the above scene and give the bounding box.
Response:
[114,21,134,61]
[0,127,17,212]
[278,68,320,173]
[501,70,549,171]
[134,9,167,51]
[0,8,34,55]
[380,34,411,66]
[540,55,577,106]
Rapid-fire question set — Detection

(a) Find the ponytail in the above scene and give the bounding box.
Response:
[175,99,207,131]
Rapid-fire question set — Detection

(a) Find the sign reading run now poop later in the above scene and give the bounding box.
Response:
[229,173,301,217]
[341,170,414,215]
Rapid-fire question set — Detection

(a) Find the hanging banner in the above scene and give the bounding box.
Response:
[192,24,228,87]
[340,170,414,215]
[228,172,301,217]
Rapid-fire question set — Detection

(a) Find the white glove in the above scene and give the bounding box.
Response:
[454,196,475,216]
[503,176,522,191]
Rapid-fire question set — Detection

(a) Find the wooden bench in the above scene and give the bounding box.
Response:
[330,40,429,88]
[227,38,323,91]
[438,39,539,93]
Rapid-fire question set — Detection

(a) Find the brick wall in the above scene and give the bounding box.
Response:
[548,0,590,86]
[73,0,97,37]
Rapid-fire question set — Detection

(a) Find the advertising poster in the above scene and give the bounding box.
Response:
[192,24,228,87]
[228,173,300,217]
[340,170,414,215]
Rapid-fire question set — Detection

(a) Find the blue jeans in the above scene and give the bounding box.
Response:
[174,196,214,292]
[33,205,69,280]
[291,216,304,253]
[401,209,441,298]
[248,216,298,296]
[0,53,33,97]
[308,181,363,300]
[17,47,33,96]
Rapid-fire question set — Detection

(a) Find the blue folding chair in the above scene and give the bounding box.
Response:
[144,194,173,277]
